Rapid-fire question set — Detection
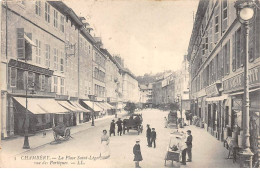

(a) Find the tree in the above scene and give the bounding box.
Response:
[124,102,136,114]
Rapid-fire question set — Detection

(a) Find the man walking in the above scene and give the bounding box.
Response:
[150,128,156,148]
[110,120,116,136]
[146,124,151,147]
[116,118,123,136]
[186,130,193,162]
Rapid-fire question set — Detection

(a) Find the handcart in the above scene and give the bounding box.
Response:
[164,131,186,166]
[52,122,72,142]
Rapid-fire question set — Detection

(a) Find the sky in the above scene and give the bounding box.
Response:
[64,0,199,76]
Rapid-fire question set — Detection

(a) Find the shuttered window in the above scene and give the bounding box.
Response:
[232,33,236,71]
[17,69,24,90]
[60,15,64,33]
[214,5,220,44]
[222,0,228,33]
[17,28,25,59]
[10,67,17,87]
[35,39,41,64]
[35,1,41,16]
[45,2,50,23]
[27,72,35,89]
[53,76,58,93]
[54,10,58,28]
[45,44,50,68]
[223,40,230,75]
[236,28,242,68]
[40,75,45,91]
[54,48,58,70]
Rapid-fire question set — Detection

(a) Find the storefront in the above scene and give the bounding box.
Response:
[80,100,102,119]
[70,100,91,123]
[12,97,69,134]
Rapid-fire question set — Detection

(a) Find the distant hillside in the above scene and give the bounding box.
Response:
[136,70,173,85]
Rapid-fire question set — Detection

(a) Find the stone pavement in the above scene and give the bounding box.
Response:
[0,111,127,158]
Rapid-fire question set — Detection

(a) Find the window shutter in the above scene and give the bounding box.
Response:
[25,33,32,61]
[240,26,246,67]
[17,28,25,59]
[256,11,260,59]
[219,49,223,78]
[226,40,230,74]
[214,6,220,44]
[222,0,228,33]
[248,23,255,61]
[232,33,236,71]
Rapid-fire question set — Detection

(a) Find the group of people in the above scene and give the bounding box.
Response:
[109,118,123,136]
[146,124,157,148]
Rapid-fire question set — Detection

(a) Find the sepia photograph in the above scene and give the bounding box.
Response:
[0,0,259,168]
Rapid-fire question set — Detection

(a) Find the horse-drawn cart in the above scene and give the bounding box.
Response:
[123,114,143,135]
[52,122,72,142]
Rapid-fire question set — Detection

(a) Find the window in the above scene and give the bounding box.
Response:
[223,40,230,75]
[45,44,50,68]
[54,10,58,28]
[60,51,64,72]
[40,75,45,91]
[215,16,219,33]
[236,28,242,69]
[53,76,58,93]
[223,0,228,19]
[28,72,35,89]
[35,39,41,64]
[45,2,50,23]
[60,78,64,95]
[54,48,58,70]
[10,67,17,87]
[35,1,41,16]
[60,15,64,32]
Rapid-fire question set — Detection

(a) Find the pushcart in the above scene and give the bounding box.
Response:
[52,122,72,142]
[164,131,186,166]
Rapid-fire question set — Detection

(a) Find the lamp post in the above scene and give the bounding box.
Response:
[177,94,183,128]
[91,95,95,126]
[234,0,257,168]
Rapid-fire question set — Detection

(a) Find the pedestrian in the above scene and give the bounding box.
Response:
[186,130,193,162]
[146,124,151,147]
[164,116,168,128]
[133,139,143,168]
[110,120,115,136]
[150,128,156,148]
[116,118,123,136]
[100,130,110,159]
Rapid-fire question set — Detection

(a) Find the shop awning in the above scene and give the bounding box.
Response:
[13,97,69,114]
[82,100,102,112]
[105,102,115,109]
[96,102,107,110]
[70,101,91,113]
[57,100,82,112]
[206,94,229,102]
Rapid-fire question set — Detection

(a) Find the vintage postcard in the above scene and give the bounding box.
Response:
[0,0,259,168]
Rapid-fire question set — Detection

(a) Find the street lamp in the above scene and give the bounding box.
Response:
[177,94,183,128]
[234,0,258,168]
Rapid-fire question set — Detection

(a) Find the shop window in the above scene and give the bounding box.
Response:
[34,73,40,91]
[27,72,35,89]
[45,2,50,23]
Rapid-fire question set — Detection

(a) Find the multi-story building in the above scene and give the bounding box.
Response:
[174,55,190,111]
[187,0,259,165]
[139,83,153,108]
[103,49,123,111]
[152,79,163,106]
[161,73,175,104]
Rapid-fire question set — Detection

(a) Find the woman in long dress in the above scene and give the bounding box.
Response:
[100,130,110,159]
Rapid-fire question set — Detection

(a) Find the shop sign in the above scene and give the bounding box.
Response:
[223,66,260,92]
[8,59,53,76]
[206,84,219,97]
